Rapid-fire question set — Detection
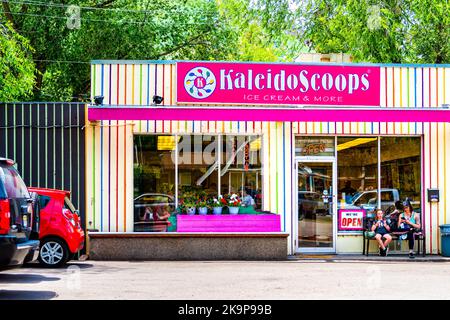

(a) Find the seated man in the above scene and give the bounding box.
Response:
[241,188,255,208]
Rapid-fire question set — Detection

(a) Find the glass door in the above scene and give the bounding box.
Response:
[296,160,336,253]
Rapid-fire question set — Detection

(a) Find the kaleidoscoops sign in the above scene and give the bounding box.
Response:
[177,61,380,106]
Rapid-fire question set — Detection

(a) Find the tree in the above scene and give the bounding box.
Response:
[0,21,35,102]
[1,0,243,101]
[252,0,450,63]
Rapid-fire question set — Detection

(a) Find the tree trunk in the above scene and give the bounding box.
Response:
[32,61,46,100]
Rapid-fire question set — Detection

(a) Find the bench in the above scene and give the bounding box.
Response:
[362,216,426,256]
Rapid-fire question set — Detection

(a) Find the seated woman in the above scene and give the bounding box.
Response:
[371,209,392,256]
[397,199,421,259]
[154,205,171,221]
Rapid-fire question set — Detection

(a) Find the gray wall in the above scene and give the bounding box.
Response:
[0,102,86,230]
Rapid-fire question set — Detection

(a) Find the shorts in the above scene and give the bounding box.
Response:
[376,231,389,237]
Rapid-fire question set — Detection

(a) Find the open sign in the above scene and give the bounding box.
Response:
[338,209,366,231]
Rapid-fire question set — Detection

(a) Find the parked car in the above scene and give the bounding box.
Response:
[28,187,85,267]
[339,188,420,213]
[0,158,40,270]
[298,191,329,220]
[134,193,175,232]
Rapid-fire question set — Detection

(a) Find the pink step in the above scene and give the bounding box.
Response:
[177,214,281,232]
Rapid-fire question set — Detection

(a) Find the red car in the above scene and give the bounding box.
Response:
[28,187,85,267]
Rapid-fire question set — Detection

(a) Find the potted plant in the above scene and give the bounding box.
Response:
[227,194,241,215]
[181,196,196,215]
[209,195,227,215]
[196,198,208,215]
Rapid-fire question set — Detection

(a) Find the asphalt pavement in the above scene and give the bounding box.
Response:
[1,259,450,300]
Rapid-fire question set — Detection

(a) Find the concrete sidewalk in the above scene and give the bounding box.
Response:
[290,254,450,262]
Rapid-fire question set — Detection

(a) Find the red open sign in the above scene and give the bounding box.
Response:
[338,209,366,231]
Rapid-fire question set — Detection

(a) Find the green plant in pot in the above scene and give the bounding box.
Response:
[227,193,241,215]
[196,198,208,215]
[209,195,226,215]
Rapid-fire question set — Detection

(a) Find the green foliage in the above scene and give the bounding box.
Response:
[1,0,246,101]
[0,21,35,102]
[2,0,448,102]
[253,0,450,63]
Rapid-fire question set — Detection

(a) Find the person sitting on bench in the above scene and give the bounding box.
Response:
[398,199,421,259]
[371,209,392,256]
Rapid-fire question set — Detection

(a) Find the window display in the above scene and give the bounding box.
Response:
[133,134,264,232]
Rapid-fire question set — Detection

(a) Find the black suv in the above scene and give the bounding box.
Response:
[0,158,40,270]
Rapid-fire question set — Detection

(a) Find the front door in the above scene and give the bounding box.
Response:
[296,160,336,253]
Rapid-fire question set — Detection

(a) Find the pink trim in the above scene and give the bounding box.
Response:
[338,209,366,231]
[177,214,281,232]
[89,107,450,123]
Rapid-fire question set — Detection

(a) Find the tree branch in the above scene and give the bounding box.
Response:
[94,0,117,8]
[2,1,18,31]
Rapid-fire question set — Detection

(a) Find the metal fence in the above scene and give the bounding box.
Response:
[0,102,86,230]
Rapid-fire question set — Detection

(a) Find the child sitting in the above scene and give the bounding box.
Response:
[371,209,392,256]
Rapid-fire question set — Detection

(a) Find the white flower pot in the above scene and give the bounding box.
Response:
[213,207,222,215]
[228,206,239,215]
[198,207,208,215]
[187,207,196,215]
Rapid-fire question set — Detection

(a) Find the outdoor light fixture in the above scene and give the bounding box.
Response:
[94,95,104,105]
[153,95,164,105]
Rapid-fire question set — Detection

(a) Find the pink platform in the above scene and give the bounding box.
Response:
[176,214,281,232]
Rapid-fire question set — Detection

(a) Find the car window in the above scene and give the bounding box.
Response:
[355,193,377,206]
[137,195,172,205]
[0,164,30,199]
[39,195,51,209]
[381,191,394,201]
[64,196,76,213]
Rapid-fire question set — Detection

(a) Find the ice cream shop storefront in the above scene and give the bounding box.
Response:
[86,60,450,259]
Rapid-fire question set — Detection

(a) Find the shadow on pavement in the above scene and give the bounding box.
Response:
[0,273,60,284]
[0,290,57,300]
[24,262,94,270]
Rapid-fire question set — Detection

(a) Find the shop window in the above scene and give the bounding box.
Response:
[220,135,262,210]
[177,135,219,206]
[133,135,176,232]
[133,134,265,232]
[337,137,378,213]
[380,137,421,212]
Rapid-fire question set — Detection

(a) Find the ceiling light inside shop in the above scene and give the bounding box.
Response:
[250,138,261,151]
[157,136,179,150]
[337,138,377,151]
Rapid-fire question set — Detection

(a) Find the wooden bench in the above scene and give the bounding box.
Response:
[362,216,426,256]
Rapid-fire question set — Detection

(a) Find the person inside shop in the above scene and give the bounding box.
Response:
[371,208,392,256]
[154,205,171,221]
[397,199,421,259]
[340,180,356,203]
[241,188,255,208]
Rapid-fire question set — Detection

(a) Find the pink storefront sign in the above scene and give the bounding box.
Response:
[176,214,281,232]
[177,62,381,106]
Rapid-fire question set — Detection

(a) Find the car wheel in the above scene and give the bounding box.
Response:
[38,238,69,268]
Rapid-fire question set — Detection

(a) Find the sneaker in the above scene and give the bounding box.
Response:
[380,247,386,256]
[385,247,389,256]
[409,252,415,259]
